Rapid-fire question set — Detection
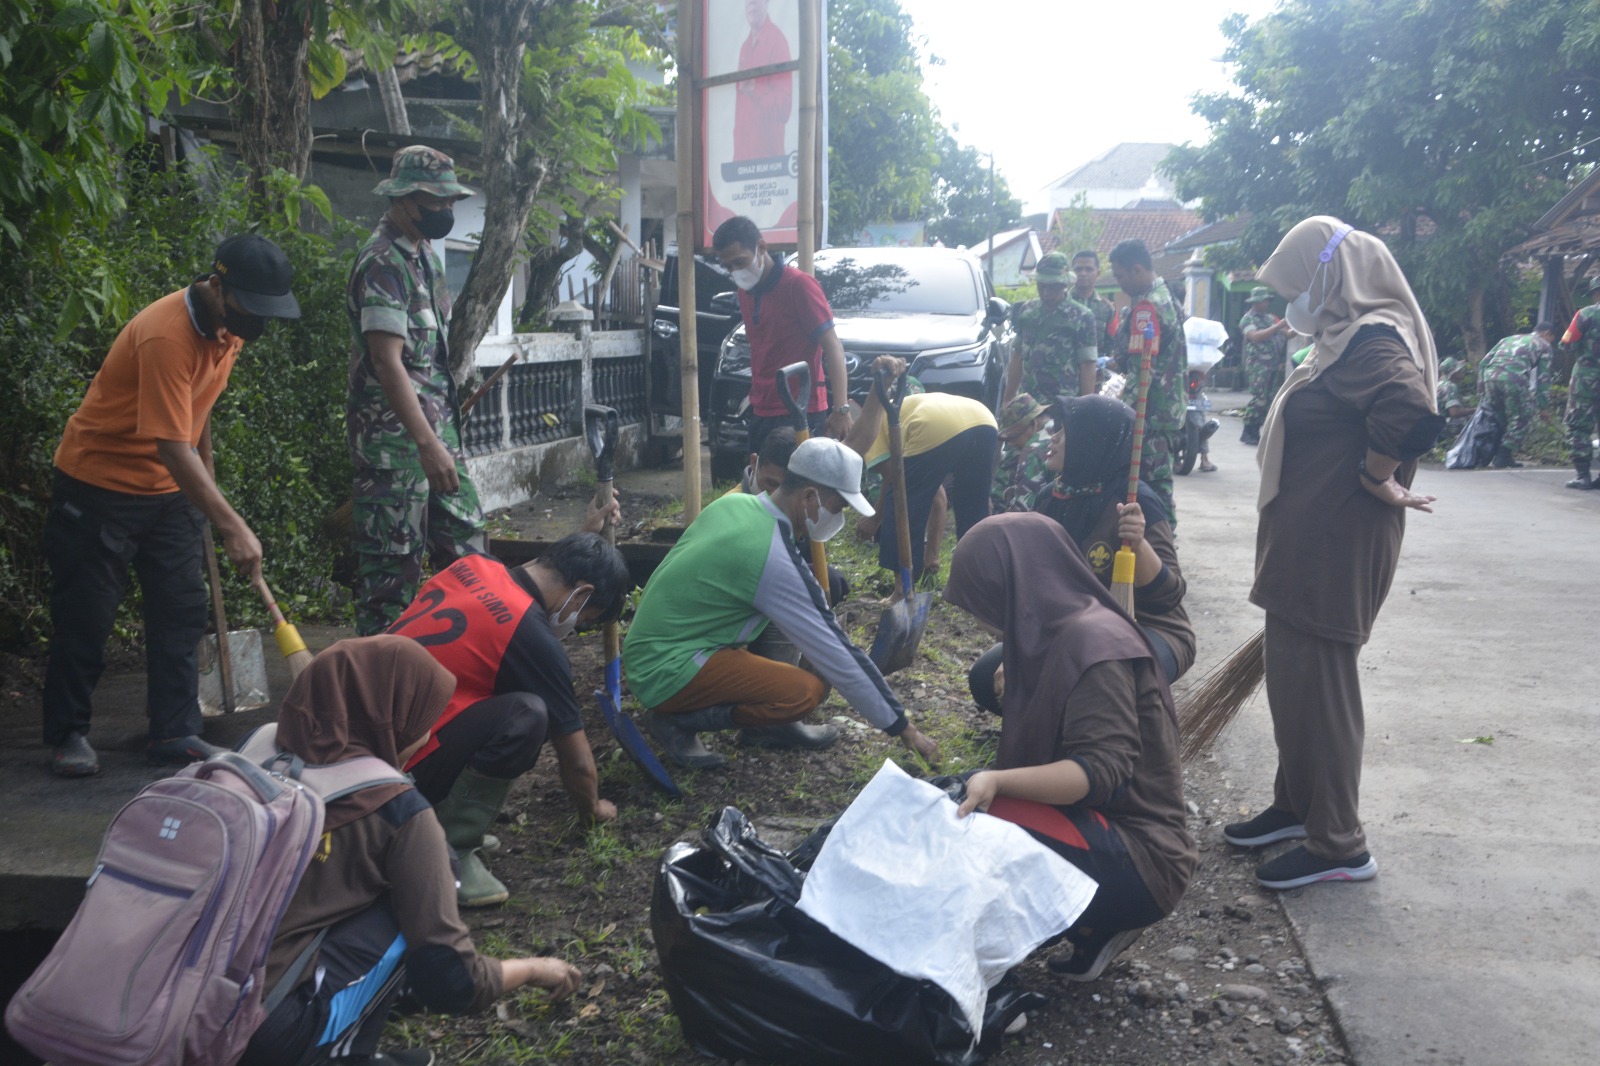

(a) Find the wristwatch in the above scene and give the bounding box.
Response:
[1356,459,1387,484]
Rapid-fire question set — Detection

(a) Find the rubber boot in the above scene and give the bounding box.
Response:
[1491,447,1522,469]
[433,768,514,907]
[738,719,840,750]
[646,704,737,769]
[1566,463,1593,490]
[1240,423,1261,446]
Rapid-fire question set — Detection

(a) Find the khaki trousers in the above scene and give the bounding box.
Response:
[1264,612,1368,860]
[652,648,826,728]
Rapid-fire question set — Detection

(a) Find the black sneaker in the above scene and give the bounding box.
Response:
[52,732,100,778]
[1223,807,1307,848]
[146,735,226,765]
[1255,845,1376,890]
[1046,927,1143,982]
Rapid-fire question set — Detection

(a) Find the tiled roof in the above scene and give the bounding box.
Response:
[1044,143,1176,194]
[1166,214,1252,252]
[1084,207,1203,261]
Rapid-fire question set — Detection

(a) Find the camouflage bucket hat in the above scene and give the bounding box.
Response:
[1035,251,1071,286]
[1438,356,1464,378]
[999,392,1047,437]
[373,145,475,200]
[1249,286,1272,302]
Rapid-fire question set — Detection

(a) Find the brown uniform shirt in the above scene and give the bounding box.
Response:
[1078,500,1196,678]
[1251,329,1439,644]
[1055,659,1197,914]
[266,791,503,1014]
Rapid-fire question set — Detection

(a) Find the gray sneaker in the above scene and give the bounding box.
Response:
[52,732,100,778]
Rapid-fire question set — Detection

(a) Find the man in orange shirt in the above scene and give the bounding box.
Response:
[43,235,301,777]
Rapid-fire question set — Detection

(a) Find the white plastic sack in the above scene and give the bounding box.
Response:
[796,760,1098,1043]
[1184,316,1228,374]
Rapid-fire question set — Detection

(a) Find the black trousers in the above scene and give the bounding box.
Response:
[408,692,550,804]
[41,470,207,746]
[242,903,409,1066]
[877,425,999,575]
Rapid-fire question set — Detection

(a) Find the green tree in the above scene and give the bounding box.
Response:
[925,129,1023,250]
[1166,0,1600,358]
[1051,192,1104,264]
[826,0,938,238]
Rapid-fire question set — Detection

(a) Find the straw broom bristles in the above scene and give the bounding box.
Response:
[1176,628,1265,761]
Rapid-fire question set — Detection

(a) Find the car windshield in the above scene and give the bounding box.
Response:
[814,255,978,315]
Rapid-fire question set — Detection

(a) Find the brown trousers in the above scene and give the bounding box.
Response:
[652,648,826,727]
[1264,613,1367,860]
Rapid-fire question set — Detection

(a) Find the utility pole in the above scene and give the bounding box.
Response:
[985,151,995,286]
[675,0,701,519]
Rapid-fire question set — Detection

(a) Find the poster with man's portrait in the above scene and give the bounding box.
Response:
[700,0,801,246]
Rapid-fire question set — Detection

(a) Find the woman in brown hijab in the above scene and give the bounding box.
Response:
[945,514,1196,982]
[1223,217,1443,892]
[244,636,582,1066]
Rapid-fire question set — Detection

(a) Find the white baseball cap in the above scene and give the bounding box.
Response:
[787,438,874,517]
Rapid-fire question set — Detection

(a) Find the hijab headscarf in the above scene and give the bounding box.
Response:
[1037,394,1134,544]
[1254,215,1438,510]
[276,635,456,828]
[944,513,1164,770]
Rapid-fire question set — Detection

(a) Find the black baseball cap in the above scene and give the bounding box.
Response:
[211,234,301,319]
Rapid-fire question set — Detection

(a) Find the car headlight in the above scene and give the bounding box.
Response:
[718,332,752,376]
[914,344,987,371]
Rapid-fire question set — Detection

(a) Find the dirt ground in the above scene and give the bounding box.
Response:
[411,483,1354,1066]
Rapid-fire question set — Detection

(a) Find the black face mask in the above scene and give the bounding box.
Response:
[224,308,267,342]
[415,206,454,240]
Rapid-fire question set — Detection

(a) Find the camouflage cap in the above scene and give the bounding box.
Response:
[1249,286,1272,302]
[999,392,1047,437]
[373,145,474,200]
[1035,251,1071,286]
[1438,356,1464,378]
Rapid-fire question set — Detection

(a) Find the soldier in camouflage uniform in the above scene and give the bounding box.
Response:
[1561,278,1600,489]
[1435,356,1471,429]
[1107,239,1187,523]
[1479,325,1556,468]
[991,392,1052,513]
[1237,286,1293,445]
[347,145,486,634]
[1071,249,1119,348]
[1005,251,1099,405]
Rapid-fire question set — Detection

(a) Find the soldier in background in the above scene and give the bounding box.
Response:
[1071,249,1119,349]
[991,392,1052,513]
[1479,325,1556,469]
[1005,251,1099,405]
[1237,286,1293,445]
[1435,357,1472,428]
[1560,278,1600,489]
[347,146,485,635]
[1107,239,1188,522]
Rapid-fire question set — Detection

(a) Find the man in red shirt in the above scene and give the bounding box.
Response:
[712,215,853,457]
[732,0,793,162]
[44,235,301,776]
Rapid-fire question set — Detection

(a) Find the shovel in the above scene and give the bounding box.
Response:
[867,367,933,675]
[776,361,831,600]
[197,526,269,715]
[584,403,680,797]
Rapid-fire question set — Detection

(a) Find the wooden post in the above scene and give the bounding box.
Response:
[676,0,703,520]
[797,0,819,274]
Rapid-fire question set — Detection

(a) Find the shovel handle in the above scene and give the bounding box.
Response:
[777,361,811,430]
[201,525,236,715]
[872,363,907,420]
[585,404,622,668]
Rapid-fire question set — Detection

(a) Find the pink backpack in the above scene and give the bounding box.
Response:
[5,729,405,1066]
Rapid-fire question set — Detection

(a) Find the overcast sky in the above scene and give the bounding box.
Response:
[910,0,1283,213]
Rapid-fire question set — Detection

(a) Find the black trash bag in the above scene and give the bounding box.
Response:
[1445,405,1502,469]
[652,807,1045,1066]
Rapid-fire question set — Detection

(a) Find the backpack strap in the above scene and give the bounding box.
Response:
[261,927,328,1016]
[235,723,411,801]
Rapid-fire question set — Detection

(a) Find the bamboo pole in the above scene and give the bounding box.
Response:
[675,0,702,520]
[797,0,819,274]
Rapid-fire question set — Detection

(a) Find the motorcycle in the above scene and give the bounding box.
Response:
[1174,367,1220,476]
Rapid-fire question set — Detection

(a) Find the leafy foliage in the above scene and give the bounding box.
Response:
[826,0,939,237]
[1164,0,1600,356]
[925,128,1023,250]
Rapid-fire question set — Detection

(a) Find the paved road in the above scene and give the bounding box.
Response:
[1177,395,1600,1066]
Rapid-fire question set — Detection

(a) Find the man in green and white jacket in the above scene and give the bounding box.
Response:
[623,438,940,770]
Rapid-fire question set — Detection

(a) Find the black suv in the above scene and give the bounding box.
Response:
[706,246,1012,480]
[650,252,741,420]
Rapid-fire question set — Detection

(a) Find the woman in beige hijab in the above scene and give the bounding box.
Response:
[1223,217,1444,891]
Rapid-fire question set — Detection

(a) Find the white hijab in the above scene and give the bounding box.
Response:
[1254,216,1438,509]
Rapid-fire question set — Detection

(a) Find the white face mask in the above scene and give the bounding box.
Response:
[1284,290,1319,335]
[547,587,591,640]
[1283,224,1353,337]
[730,249,765,292]
[804,493,847,543]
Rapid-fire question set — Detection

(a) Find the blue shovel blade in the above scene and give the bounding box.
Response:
[596,687,680,797]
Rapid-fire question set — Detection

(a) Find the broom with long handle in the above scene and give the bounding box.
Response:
[251,574,314,678]
[1177,629,1265,760]
[1110,315,1157,615]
